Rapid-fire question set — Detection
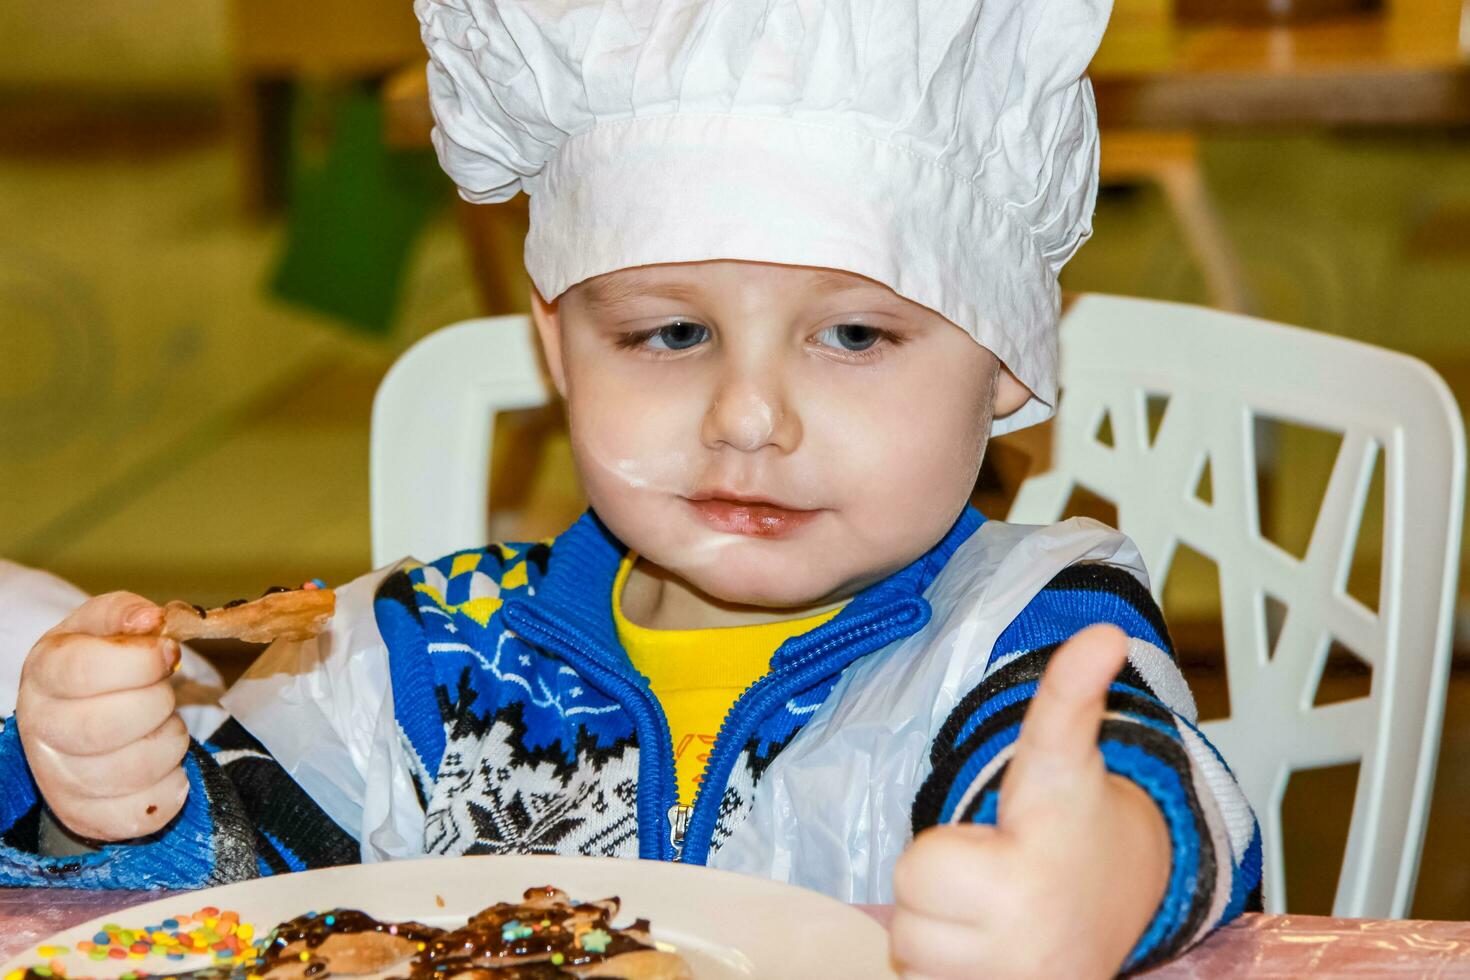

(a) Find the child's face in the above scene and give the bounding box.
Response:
[531,260,1030,608]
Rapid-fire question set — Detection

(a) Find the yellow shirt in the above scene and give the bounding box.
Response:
[612,554,843,808]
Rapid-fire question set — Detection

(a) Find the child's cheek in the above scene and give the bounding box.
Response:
[565,370,703,501]
[814,362,987,531]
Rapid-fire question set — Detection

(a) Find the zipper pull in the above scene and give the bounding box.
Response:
[668,802,692,859]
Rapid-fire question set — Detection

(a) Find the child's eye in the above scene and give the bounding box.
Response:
[636,322,709,351]
[814,324,885,353]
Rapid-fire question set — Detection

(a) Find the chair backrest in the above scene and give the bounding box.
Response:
[370,315,549,569]
[1008,294,1464,917]
[370,297,1466,917]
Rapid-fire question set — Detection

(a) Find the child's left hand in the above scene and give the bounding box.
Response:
[889,625,1170,979]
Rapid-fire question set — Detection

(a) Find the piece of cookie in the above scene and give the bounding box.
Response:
[248,888,692,980]
[258,909,440,980]
[161,581,335,644]
[420,888,690,978]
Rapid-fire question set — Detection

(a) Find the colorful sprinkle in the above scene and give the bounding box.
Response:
[579,928,612,954]
[26,905,261,978]
[550,953,565,966]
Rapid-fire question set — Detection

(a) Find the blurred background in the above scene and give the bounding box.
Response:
[1,0,1469,924]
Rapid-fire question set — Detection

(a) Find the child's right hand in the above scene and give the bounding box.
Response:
[16,592,190,841]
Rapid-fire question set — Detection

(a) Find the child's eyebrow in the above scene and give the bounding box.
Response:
[577,274,701,313]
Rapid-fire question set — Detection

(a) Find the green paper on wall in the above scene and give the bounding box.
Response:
[270,89,447,335]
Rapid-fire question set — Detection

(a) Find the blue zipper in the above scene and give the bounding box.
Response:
[502,602,679,861]
[505,590,931,866]
[678,593,930,866]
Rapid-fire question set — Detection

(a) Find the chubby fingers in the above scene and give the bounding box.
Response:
[25,632,178,699]
[890,907,991,979]
[891,825,1014,977]
[1011,624,1128,776]
[20,697,191,841]
[893,823,1010,923]
[19,680,178,757]
[36,714,190,799]
[49,591,162,638]
[38,762,190,842]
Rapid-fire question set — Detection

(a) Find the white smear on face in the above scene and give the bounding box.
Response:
[738,400,775,450]
[711,392,777,452]
[601,451,694,495]
[584,446,775,571]
[614,458,650,489]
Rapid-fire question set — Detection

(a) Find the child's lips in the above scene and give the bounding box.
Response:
[685,497,820,538]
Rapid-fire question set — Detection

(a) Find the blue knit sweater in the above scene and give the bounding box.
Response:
[0,507,1261,973]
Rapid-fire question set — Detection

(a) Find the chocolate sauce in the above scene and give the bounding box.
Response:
[406,888,655,978]
[259,908,441,966]
[255,889,657,979]
[197,585,298,617]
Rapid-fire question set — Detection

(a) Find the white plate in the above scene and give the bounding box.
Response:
[1,856,897,979]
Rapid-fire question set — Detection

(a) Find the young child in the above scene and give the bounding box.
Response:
[3,0,1261,975]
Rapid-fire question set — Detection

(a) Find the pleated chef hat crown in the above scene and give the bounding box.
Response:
[418,0,1113,434]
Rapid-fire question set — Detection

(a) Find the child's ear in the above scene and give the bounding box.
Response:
[992,363,1032,421]
[528,284,569,398]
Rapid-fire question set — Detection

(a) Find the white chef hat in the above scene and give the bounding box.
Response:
[417,0,1112,434]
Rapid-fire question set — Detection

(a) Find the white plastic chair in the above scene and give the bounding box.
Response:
[370,296,1466,918]
[371,316,550,570]
[1008,294,1465,917]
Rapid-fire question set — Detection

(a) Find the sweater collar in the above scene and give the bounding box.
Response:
[506,505,985,665]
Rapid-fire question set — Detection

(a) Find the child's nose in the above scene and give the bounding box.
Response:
[699,379,801,454]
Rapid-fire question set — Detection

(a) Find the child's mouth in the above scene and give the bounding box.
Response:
[685,495,820,538]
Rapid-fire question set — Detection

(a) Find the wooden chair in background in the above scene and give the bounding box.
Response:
[229,0,424,213]
[1098,130,1251,313]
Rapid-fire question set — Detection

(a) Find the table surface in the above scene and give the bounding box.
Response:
[1091,0,1470,126]
[6,888,1470,976]
[1098,0,1467,77]
[381,0,1470,143]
